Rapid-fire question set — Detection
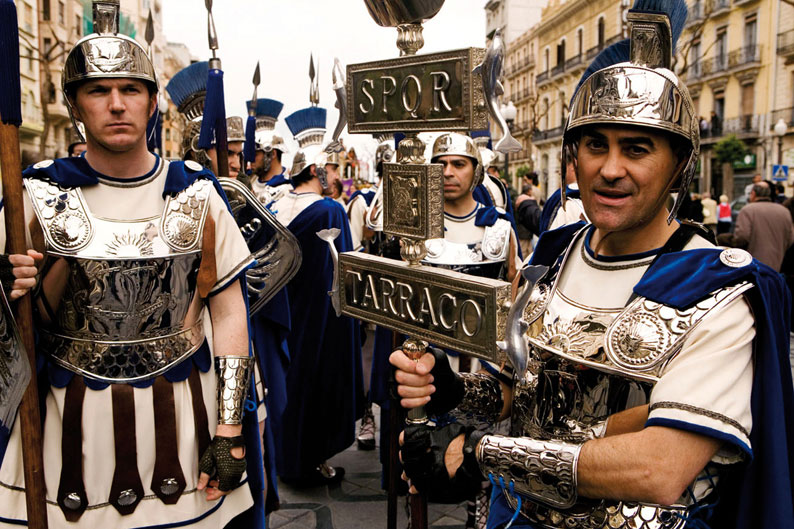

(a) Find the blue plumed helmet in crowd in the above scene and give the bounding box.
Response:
[285,107,328,178]
[561,0,697,221]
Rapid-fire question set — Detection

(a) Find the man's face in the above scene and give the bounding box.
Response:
[438,155,475,202]
[71,78,155,153]
[253,149,273,177]
[206,142,244,177]
[323,163,340,194]
[576,126,681,233]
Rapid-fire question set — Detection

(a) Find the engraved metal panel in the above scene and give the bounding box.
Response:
[0,288,30,430]
[346,48,487,133]
[382,162,444,240]
[338,252,509,362]
[219,178,302,315]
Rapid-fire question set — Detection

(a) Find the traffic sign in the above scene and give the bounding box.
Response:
[773,164,789,182]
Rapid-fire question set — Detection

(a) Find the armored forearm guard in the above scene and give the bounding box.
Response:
[448,373,504,427]
[477,435,582,509]
[215,356,254,425]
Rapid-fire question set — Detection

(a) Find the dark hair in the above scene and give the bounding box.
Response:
[527,171,539,185]
[291,166,314,187]
[333,180,343,194]
[753,183,772,199]
[67,142,86,156]
[275,150,282,164]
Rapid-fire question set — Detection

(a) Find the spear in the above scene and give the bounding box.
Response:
[144,8,161,154]
[0,1,47,527]
[197,0,229,177]
[309,53,320,107]
[244,62,260,167]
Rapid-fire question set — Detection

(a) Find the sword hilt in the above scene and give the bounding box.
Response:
[402,338,429,425]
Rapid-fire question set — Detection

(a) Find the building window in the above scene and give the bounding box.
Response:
[24,47,33,72]
[543,97,550,130]
[598,17,605,47]
[75,14,82,36]
[715,27,727,67]
[744,14,757,47]
[43,0,50,21]
[58,1,64,25]
[577,28,583,56]
[557,39,566,66]
[741,83,754,120]
[166,128,171,140]
[544,47,549,72]
[560,91,567,127]
[24,2,33,32]
[43,37,52,58]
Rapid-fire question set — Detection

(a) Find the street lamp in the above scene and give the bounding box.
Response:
[500,101,517,183]
[774,118,787,169]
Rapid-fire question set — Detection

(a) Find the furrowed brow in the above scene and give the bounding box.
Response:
[618,136,655,148]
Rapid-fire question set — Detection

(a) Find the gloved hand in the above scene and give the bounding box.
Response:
[401,422,486,503]
[198,435,247,492]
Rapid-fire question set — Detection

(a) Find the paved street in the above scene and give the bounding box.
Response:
[269,408,468,529]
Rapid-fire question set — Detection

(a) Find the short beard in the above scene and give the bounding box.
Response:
[255,152,272,180]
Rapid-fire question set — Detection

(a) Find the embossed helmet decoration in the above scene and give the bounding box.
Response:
[431,132,484,192]
[562,0,695,222]
[63,1,158,95]
[62,1,158,141]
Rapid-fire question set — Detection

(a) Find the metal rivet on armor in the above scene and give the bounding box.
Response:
[719,248,752,268]
[160,477,180,496]
[117,488,138,506]
[33,159,54,169]
[185,160,203,172]
[63,492,83,510]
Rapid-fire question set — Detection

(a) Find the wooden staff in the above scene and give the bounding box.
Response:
[0,3,47,525]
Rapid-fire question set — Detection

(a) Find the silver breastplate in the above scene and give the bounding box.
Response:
[505,238,753,528]
[26,177,212,384]
[424,217,511,266]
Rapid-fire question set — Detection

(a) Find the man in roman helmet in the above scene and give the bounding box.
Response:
[269,105,364,487]
[391,1,793,528]
[246,98,291,204]
[424,132,518,285]
[206,116,246,180]
[0,2,265,527]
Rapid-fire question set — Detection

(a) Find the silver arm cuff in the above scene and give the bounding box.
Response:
[215,356,254,425]
[476,435,582,509]
[449,373,504,428]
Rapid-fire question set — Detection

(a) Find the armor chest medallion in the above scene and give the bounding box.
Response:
[424,217,512,279]
[25,177,213,384]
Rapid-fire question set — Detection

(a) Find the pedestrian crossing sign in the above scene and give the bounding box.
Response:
[773,165,789,182]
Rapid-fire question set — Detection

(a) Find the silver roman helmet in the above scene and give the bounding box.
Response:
[225,116,246,144]
[285,106,329,182]
[561,0,696,222]
[431,132,484,192]
[63,0,158,138]
[249,98,288,154]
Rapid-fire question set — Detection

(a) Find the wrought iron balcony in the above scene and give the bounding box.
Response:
[771,107,794,129]
[532,126,564,143]
[778,30,794,59]
[728,44,761,70]
[565,54,583,71]
[701,55,728,77]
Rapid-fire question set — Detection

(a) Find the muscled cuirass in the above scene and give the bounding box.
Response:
[505,233,753,528]
[423,217,512,280]
[26,176,213,384]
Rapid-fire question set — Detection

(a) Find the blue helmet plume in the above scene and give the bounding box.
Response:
[248,98,284,120]
[166,62,209,111]
[285,107,327,138]
[630,0,688,49]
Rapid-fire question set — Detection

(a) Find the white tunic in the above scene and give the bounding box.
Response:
[0,158,256,528]
[543,227,754,502]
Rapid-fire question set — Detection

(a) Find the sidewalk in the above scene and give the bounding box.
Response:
[269,411,469,529]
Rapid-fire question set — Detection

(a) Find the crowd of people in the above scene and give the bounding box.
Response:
[0,1,792,529]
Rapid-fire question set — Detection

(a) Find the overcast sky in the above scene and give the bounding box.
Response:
[162,1,487,166]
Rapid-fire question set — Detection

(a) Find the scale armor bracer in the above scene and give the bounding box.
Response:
[449,372,504,429]
[477,435,581,510]
[215,356,254,425]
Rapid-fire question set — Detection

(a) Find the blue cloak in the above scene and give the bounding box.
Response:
[277,197,364,479]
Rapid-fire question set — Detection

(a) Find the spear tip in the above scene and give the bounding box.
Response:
[253,61,260,85]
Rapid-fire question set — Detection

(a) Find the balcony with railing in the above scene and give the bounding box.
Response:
[711,0,731,16]
[514,87,534,103]
[532,126,564,143]
[686,1,704,27]
[771,107,794,129]
[728,44,761,71]
[701,54,728,78]
[585,35,623,61]
[686,61,703,81]
[565,54,583,72]
[778,30,794,60]
[551,63,565,79]
[536,70,549,85]
[701,114,760,141]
